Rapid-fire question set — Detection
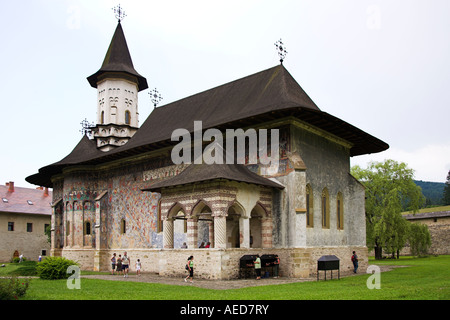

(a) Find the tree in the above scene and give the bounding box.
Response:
[408,223,431,256]
[351,160,425,259]
[443,170,450,205]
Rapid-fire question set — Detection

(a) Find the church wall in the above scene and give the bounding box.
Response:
[283,124,366,248]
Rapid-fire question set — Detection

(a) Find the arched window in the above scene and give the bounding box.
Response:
[337,192,344,230]
[125,110,131,125]
[306,184,314,227]
[321,188,330,228]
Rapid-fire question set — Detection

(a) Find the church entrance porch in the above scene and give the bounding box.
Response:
[155,179,275,251]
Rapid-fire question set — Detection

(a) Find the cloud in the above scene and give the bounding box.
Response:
[351,143,450,183]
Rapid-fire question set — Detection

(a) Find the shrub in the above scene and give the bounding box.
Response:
[36,257,79,280]
[0,277,30,300]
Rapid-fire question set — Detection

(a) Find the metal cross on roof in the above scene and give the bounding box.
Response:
[149,88,163,108]
[80,118,95,137]
[275,39,288,64]
[112,4,127,22]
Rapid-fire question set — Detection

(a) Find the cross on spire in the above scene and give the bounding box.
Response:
[80,118,94,137]
[149,88,163,109]
[274,39,288,64]
[112,4,127,22]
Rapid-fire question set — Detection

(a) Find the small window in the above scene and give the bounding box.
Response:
[121,219,126,234]
[8,222,14,231]
[27,200,33,205]
[85,222,91,235]
[2,198,8,203]
[27,223,33,232]
[125,110,131,125]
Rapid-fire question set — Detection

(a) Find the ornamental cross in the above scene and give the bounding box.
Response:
[275,39,288,64]
[149,88,163,108]
[80,118,95,137]
[112,4,127,22]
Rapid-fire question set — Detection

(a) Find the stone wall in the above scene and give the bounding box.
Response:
[55,246,367,280]
[0,213,51,262]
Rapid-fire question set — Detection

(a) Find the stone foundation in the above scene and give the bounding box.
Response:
[53,246,367,280]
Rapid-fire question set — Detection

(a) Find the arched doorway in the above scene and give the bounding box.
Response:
[192,201,213,248]
[250,203,268,248]
[226,202,244,248]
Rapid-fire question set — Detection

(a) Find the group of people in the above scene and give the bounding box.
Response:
[111,252,142,277]
[180,242,211,249]
[252,254,280,280]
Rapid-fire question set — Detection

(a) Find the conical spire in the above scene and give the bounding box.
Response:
[87,21,148,91]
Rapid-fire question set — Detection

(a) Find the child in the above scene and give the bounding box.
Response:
[136,259,142,277]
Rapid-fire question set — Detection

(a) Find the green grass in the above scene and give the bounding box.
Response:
[13,255,450,300]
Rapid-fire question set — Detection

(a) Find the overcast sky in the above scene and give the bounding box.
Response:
[1,0,449,188]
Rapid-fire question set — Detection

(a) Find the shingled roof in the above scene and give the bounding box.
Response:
[26,64,389,188]
[87,21,148,91]
[0,183,52,216]
[142,163,285,192]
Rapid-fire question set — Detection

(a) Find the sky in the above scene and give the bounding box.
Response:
[1,0,449,188]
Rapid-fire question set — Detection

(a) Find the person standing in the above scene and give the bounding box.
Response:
[254,255,261,280]
[111,253,117,275]
[122,251,130,278]
[273,255,280,278]
[351,251,359,273]
[185,256,194,283]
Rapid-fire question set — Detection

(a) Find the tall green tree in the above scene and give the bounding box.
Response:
[443,170,450,205]
[351,160,425,259]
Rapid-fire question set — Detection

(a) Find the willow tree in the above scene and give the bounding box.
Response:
[351,160,425,259]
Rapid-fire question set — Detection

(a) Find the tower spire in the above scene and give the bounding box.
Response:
[87,6,148,152]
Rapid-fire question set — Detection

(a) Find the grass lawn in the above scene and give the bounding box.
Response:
[5,255,448,300]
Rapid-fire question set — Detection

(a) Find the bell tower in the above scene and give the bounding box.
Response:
[87,7,148,152]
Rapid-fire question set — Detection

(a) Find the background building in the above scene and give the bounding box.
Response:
[0,182,52,262]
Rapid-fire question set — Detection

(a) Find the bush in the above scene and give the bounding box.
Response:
[0,277,30,300]
[36,257,79,280]
[11,257,27,263]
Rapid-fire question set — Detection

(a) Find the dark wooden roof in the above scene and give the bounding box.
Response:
[26,64,389,188]
[87,21,148,91]
[142,163,284,192]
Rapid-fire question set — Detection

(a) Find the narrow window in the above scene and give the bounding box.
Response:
[121,219,126,234]
[27,223,33,232]
[125,110,131,125]
[85,222,91,235]
[101,111,105,124]
[157,200,163,233]
[322,188,330,228]
[337,192,344,230]
[306,184,314,227]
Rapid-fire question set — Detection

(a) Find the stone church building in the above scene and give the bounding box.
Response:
[27,21,388,279]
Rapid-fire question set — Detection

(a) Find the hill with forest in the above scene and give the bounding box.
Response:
[414,180,445,206]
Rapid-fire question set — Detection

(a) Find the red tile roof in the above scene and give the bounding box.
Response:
[0,183,52,216]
